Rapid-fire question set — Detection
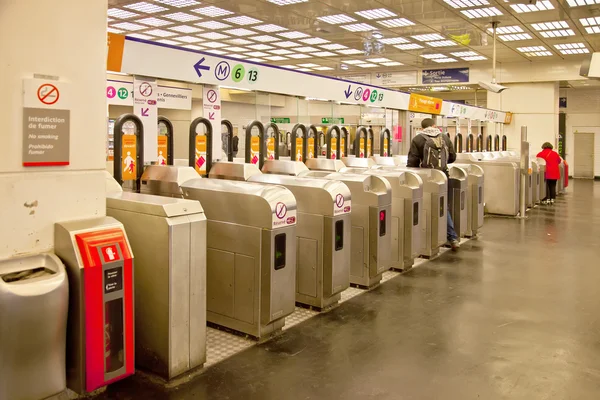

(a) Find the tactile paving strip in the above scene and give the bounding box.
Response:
[283,307,319,330]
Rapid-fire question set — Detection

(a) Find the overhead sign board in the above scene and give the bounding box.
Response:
[422,68,470,84]
[271,118,290,123]
[372,71,418,86]
[106,80,192,110]
[408,93,442,115]
[322,117,344,124]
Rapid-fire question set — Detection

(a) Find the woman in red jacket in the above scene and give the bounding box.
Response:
[537,142,561,204]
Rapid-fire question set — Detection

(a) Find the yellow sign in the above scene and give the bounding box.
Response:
[340,137,345,158]
[250,136,260,165]
[157,135,168,165]
[106,33,125,73]
[504,112,513,124]
[295,137,303,161]
[122,135,137,181]
[367,138,372,157]
[408,93,442,115]
[267,137,275,160]
[383,138,389,157]
[359,138,365,158]
[449,33,471,46]
[194,135,207,174]
[307,137,315,159]
[330,138,337,160]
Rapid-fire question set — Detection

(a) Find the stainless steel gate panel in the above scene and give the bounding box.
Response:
[106,192,206,380]
[451,163,484,237]
[304,158,346,173]
[140,165,199,198]
[248,174,351,309]
[208,161,262,181]
[180,179,297,339]
[261,159,310,176]
[530,160,541,204]
[342,156,376,169]
[448,166,468,237]
[536,158,547,200]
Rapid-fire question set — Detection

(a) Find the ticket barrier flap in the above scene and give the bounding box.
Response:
[261,159,310,176]
[141,165,199,198]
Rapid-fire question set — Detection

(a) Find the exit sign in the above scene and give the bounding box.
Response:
[322,117,344,124]
[271,118,290,123]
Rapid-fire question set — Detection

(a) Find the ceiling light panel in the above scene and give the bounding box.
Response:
[224,16,262,26]
[203,41,228,48]
[499,33,532,41]
[198,32,229,40]
[254,24,287,32]
[531,21,575,37]
[108,9,138,19]
[273,41,301,47]
[311,51,336,57]
[357,63,378,68]
[278,31,310,39]
[247,44,275,50]
[517,45,553,56]
[427,40,458,47]
[136,17,172,27]
[444,0,489,8]
[298,63,320,68]
[344,60,367,64]
[338,49,364,54]
[554,42,590,54]
[269,49,294,55]
[128,33,155,40]
[281,65,299,69]
[461,7,503,18]
[421,53,447,59]
[301,37,330,45]
[107,27,123,34]
[247,57,265,62]
[313,66,335,71]
[174,36,202,43]
[196,21,231,29]
[580,17,600,34]
[462,56,487,60]
[412,34,445,41]
[317,14,356,24]
[251,35,280,42]
[567,0,600,6]
[539,30,575,38]
[488,25,523,34]
[141,29,177,37]
[288,53,311,59]
[377,18,415,28]
[156,39,179,45]
[355,8,397,19]
[451,51,478,56]
[433,58,458,63]
[265,55,289,60]
[125,2,168,13]
[164,12,200,22]
[395,43,424,50]
[366,57,391,62]
[191,6,234,17]
[297,68,312,71]
[295,46,319,52]
[227,38,253,45]
[112,22,147,31]
[320,43,348,50]
[510,1,554,13]
[155,0,200,7]
[182,44,204,50]
[381,61,404,66]
[225,47,249,52]
[170,25,201,33]
[341,23,377,32]
[266,0,308,5]
[224,28,256,36]
[246,51,269,57]
[205,49,228,55]
[229,54,248,59]
[380,37,409,44]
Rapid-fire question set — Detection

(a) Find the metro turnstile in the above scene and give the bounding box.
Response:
[180,178,297,339]
[106,191,207,380]
[140,165,200,198]
[448,166,468,238]
[248,174,352,309]
[536,158,547,200]
[341,156,377,169]
[374,166,447,258]
[300,172,392,288]
[451,164,484,237]
[305,157,347,173]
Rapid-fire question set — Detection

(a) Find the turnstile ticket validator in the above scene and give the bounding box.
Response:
[54,217,134,395]
[448,166,468,238]
[451,164,484,237]
[181,178,297,339]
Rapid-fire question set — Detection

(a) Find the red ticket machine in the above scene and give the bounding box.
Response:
[55,217,134,394]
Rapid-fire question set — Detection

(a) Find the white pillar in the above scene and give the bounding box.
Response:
[0,0,108,258]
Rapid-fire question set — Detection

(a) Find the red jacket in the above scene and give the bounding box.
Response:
[536,148,561,180]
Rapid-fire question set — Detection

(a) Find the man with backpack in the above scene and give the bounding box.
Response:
[407,118,460,251]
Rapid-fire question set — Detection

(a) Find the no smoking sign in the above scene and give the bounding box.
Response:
[37,84,59,105]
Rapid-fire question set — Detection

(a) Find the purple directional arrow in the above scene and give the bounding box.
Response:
[141,108,149,117]
[208,112,215,120]
[344,85,352,99]
[194,57,210,77]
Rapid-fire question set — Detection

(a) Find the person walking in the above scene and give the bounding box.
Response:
[537,142,561,204]
[407,118,460,251]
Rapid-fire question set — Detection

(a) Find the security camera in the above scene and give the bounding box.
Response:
[478,81,509,93]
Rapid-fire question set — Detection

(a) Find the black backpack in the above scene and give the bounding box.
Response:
[421,134,448,170]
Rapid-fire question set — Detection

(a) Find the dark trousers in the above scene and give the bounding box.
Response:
[546,179,557,200]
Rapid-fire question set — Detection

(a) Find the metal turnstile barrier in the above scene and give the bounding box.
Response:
[305,157,347,173]
[536,158,547,200]
[530,159,541,204]
[0,253,68,400]
[140,165,199,198]
[106,191,207,380]
[341,156,377,169]
[448,166,468,238]
[451,164,484,237]
[180,178,297,339]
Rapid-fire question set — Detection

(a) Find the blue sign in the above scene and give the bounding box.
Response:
[422,68,469,84]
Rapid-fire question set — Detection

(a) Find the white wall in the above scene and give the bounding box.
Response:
[488,82,558,153]
[560,88,600,177]
[0,0,107,258]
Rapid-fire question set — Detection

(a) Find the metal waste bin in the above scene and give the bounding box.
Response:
[0,253,68,400]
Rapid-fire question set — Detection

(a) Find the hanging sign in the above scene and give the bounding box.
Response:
[372,71,418,86]
[408,93,442,115]
[322,117,345,124]
[359,138,365,158]
[307,137,315,159]
[383,138,389,157]
[133,77,158,162]
[367,139,372,157]
[203,85,222,159]
[295,138,304,161]
[267,137,275,160]
[250,136,260,164]
[331,138,337,159]
[422,68,469,84]
[340,137,346,158]
[194,135,206,173]
[157,136,168,165]
[107,81,192,110]
[504,112,513,124]
[271,118,290,124]
[121,135,137,181]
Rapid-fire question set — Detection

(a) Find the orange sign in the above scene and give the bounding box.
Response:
[307,137,315,159]
[250,136,260,164]
[157,136,168,165]
[504,112,513,124]
[330,138,337,159]
[408,93,442,115]
[122,135,136,181]
[340,137,345,158]
[295,137,303,161]
[359,138,365,158]
[367,138,372,157]
[267,137,275,160]
[383,138,389,157]
[195,135,207,174]
[106,33,125,73]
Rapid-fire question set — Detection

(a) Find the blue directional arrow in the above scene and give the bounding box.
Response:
[344,85,353,99]
[194,57,210,77]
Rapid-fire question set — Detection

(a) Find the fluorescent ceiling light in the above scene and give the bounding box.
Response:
[462,56,487,61]
[228,54,248,59]
[344,60,367,64]
[266,0,308,5]
[517,46,552,56]
[381,61,404,66]
[301,37,330,45]
[341,23,377,32]
[355,8,397,19]
[320,43,348,50]
[128,33,155,40]
[510,1,554,13]
[488,25,523,34]
[461,7,503,18]
[202,41,228,48]
[124,2,168,13]
[196,21,231,29]
[412,34,445,41]
[191,6,234,17]
[247,44,275,50]
[205,49,228,55]
[298,63,320,68]
[108,8,138,19]
[107,17,114,22]
[273,41,301,47]
[198,32,229,40]
[246,51,269,57]
[532,20,569,30]
[294,46,319,52]
[539,29,575,38]
[156,39,180,45]
[278,31,310,39]
[395,43,424,50]
[366,57,391,62]
[225,47,249,52]
[427,40,458,47]
[554,42,590,54]
[174,36,202,43]
[265,55,289,61]
[107,27,123,34]
[255,24,287,32]
[288,53,312,59]
[379,37,409,44]
[313,66,335,70]
[420,53,447,59]
[451,51,478,56]
[498,33,532,41]
[311,51,336,57]
[356,63,378,68]
[269,49,294,55]
[567,0,600,6]
[224,16,262,26]
[432,58,458,63]
[112,22,146,31]
[164,12,200,22]
[247,58,266,62]
[155,0,200,7]
[182,44,204,50]
[317,14,356,24]
[338,49,363,54]
[580,17,600,34]
[227,38,253,45]
[225,28,256,36]
[136,17,172,27]
[297,68,312,72]
[377,18,415,28]
[443,0,489,8]
[170,25,201,33]
[281,65,299,69]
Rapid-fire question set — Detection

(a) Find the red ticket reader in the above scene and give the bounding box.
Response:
[55,217,134,394]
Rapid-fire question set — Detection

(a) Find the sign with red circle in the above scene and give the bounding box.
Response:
[275,202,287,219]
[37,84,60,105]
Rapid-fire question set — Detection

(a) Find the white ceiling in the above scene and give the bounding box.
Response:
[106,0,600,77]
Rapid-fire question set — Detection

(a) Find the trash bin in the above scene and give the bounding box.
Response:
[0,253,68,400]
